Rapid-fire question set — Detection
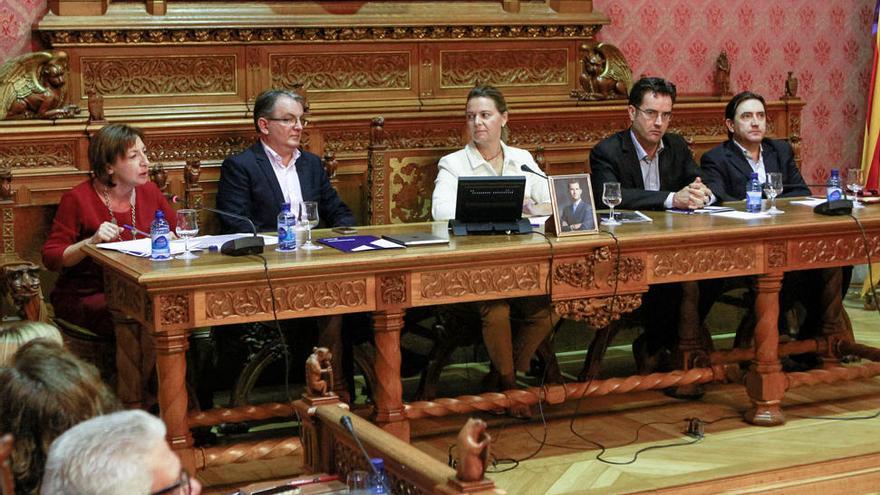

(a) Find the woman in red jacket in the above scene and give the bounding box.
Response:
[42,124,176,337]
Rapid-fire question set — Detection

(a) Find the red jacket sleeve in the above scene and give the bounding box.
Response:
[42,188,86,272]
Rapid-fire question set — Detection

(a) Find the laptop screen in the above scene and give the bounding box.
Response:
[454,176,526,223]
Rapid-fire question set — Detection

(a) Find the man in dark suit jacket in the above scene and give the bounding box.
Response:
[701,91,810,201]
[215,89,356,400]
[589,77,713,212]
[217,89,354,233]
[588,78,717,375]
[560,179,593,231]
[702,91,832,353]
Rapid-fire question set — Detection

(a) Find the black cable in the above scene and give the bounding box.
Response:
[254,253,293,402]
[847,213,880,319]
[566,227,621,451]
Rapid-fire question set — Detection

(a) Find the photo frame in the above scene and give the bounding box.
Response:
[548,173,599,237]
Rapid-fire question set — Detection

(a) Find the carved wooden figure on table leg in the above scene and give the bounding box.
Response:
[305,346,335,398]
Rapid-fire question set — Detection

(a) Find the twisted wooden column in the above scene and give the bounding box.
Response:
[372,310,408,440]
[744,273,786,426]
[154,331,195,472]
[188,402,296,429]
[819,267,851,361]
[194,436,303,469]
[786,362,880,389]
[404,367,723,420]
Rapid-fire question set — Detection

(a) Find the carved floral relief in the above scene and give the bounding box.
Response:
[440,49,568,87]
[205,280,368,320]
[421,265,541,299]
[81,55,236,96]
[270,52,410,91]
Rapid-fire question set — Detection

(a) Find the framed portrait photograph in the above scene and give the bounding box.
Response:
[548,173,598,236]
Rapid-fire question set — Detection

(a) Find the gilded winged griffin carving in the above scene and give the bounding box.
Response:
[571,42,632,101]
[0,51,80,120]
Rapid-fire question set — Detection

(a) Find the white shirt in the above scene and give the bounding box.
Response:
[732,139,767,181]
[431,142,551,221]
[261,140,304,207]
[630,130,675,208]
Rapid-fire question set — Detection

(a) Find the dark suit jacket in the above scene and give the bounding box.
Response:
[561,200,592,231]
[589,129,700,210]
[217,141,355,233]
[700,139,810,202]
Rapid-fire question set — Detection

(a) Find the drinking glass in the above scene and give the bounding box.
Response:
[299,201,323,250]
[847,168,865,209]
[175,209,199,260]
[764,172,784,215]
[346,470,370,492]
[602,182,622,226]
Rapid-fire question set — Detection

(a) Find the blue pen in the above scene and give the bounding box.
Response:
[123,224,149,238]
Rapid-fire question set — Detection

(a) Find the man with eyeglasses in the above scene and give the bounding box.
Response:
[588,77,716,375]
[589,76,714,211]
[216,89,357,402]
[217,88,354,232]
[41,410,202,495]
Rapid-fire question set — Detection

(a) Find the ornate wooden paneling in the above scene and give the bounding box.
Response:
[81,54,237,96]
[440,48,568,88]
[271,51,412,92]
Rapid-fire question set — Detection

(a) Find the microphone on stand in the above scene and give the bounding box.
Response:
[339,415,392,494]
[166,195,265,256]
[520,163,549,180]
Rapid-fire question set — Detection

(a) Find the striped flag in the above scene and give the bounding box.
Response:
[861,0,880,305]
[861,0,880,191]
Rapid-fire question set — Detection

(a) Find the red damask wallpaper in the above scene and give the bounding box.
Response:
[594,0,877,186]
[2,0,876,184]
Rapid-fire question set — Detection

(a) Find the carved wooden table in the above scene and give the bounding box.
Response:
[85,202,880,473]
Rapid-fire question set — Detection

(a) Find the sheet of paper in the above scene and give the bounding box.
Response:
[790,197,825,207]
[529,215,551,227]
[97,233,278,257]
[713,210,772,220]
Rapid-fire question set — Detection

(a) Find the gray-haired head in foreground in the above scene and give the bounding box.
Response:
[40,409,166,495]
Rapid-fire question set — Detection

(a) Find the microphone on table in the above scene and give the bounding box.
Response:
[520,163,549,180]
[772,185,854,216]
[166,195,265,256]
[339,415,393,494]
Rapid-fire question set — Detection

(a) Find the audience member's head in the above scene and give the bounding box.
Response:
[0,340,119,495]
[41,409,202,495]
[0,321,62,366]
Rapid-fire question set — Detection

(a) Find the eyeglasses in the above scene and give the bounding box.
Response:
[151,470,191,495]
[634,106,673,123]
[266,116,309,128]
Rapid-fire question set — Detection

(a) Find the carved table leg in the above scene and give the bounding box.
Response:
[110,308,144,409]
[154,330,195,473]
[371,310,409,441]
[819,267,850,362]
[671,281,707,399]
[744,273,786,426]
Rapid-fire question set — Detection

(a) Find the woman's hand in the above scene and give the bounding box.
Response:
[88,221,123,244]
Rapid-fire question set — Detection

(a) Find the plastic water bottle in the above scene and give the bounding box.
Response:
[745,172,762,213]
[370,457,389,494]
[826,168,843,201]
[276,202,297,252]
[150,210,171,261]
